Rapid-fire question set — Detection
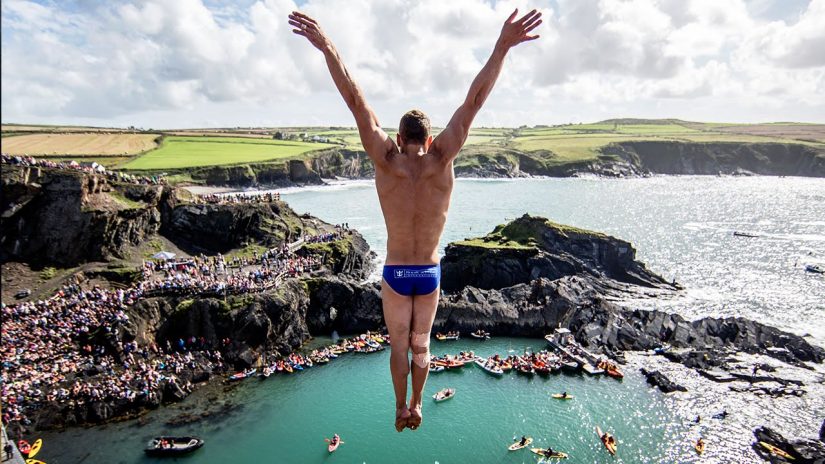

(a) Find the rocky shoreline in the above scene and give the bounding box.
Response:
[2,167,823,460]
[119,139,825,188]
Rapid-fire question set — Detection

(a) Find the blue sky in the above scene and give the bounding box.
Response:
[2,0,823,129]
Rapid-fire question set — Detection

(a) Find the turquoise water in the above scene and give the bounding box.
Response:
[39,176,825,462]
[281,177,825,344]
[41,338,690,463]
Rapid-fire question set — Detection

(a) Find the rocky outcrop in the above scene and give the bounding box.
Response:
[441,214,677,292]
[1,166,370,269]
[305,276,382,334]
[121,139,825,188]
[119,277,382,370]
[1,166,162,266]
[640,368,687,393]
[604,141,825,177]
[435,216,825,368]
[754,426,825,463]
[160,202,297,253]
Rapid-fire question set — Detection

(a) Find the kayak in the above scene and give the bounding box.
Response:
[326,436,343,453]
[144,436,204,456]
[508,437,533,450]
[474,357,504,376]
[433,388,455,402]
[759,441,794,460]
[25,460,46,464]
[429,364,445,373]
[551,394,573,400]
[515,363,534,375]
[695,440,705,455]
[470,331,490,340]
[530,448,569,459]
[596,426,617,456]
[605,367,624,379]
[18,440,31,456]
[28,439,43,458]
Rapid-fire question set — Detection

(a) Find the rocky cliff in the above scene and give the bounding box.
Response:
[1,166,162,266]
[121,277,381,370]
[435,215,824,367]
[1,165,371,269]
[441,214,677,292]
[138,140,824,188]
[603,141,825,177]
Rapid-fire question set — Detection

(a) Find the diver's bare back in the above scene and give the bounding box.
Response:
[374,146,454,266]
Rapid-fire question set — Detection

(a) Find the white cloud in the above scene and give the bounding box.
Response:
[1,0,823,128]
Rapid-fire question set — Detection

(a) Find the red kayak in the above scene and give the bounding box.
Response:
[18,440,31,456]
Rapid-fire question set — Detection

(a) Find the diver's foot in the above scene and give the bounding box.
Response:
[395,406,411,432]
[407,402,422,430]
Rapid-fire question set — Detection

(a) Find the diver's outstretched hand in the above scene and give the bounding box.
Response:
[288,11,330,52]
[497,8,542,49]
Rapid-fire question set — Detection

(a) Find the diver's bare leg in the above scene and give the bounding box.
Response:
[381,280,413,432]
[408,287,440,430]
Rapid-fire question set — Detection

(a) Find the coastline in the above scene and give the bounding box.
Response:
[2,165,824,462]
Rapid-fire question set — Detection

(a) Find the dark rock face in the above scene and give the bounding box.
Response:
[123,277,383,369]
[441,214,677,292]
[311,149,374,179]
[305,277,383,334]
[640,368,687,393]
[161,202,296,253]
[2,166,371,270]
[1,167,162,266]
[604,141,825,177]
[126,283,311,367]
[754,426,825,463]
[436,216,825,368]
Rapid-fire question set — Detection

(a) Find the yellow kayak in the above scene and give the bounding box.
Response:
[27,439,42,458]
[551,394,573,400]
[530,448,568,459]
[25,460,46,464]
[508,437,532,450]
[760,441,794,460]
[695,439,705,455]
[596,426,617,456]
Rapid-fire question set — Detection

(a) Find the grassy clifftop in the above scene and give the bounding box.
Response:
[3,120,823,181]
[453,214,608,251]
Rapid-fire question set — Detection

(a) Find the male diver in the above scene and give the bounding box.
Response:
[289,7,542,431]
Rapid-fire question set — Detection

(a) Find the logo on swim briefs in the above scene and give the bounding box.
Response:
[394,268,437,279]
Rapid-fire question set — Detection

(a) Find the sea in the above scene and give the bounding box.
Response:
[39,176,825,463]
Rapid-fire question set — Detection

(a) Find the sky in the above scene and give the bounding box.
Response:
[1,0,824,129]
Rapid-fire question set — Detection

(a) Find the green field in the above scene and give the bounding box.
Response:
[511,120,825,162]
[122,136,336,170]
[4,120,823,173]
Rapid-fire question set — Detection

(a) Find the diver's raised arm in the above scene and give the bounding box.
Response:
[289,11,394,164]
[432,9,542,161]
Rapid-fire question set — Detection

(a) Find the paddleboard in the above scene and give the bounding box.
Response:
[27,439,42,458]
[508,437,532,450]
[530,448,569,459]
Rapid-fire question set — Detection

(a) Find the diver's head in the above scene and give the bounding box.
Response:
[397,109,432,152]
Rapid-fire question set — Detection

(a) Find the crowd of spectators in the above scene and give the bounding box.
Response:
[0,230,352,427]
[197,192,280,204]
[1,153,165,185]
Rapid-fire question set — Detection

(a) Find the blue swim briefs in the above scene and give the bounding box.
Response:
[382,264,441,296]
